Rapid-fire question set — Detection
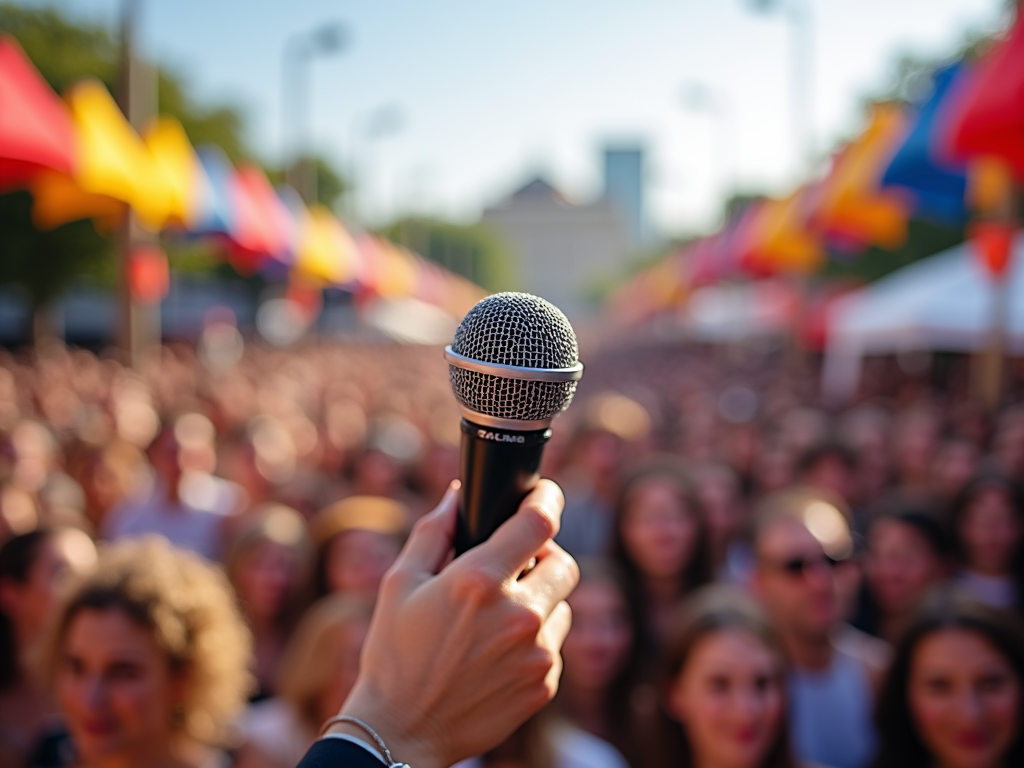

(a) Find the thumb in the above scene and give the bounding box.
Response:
[390,480,460,579]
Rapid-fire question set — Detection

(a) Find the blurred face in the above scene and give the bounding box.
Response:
[325,530,401,598]
[753,449,793,495]
[896,419,938,478]
[865,519,943,615]
[0,530,97,646]
[697,474,743,553]
[755,520,839,641]
[579,431,623,477]
[802,456,854,504]
[58,608,184,762]
[932,442,979,499]
[235,540,297,623]
[354,451,400,496]
[562,580,634,693]
[994,424,1024,476]
[316,619,370,723]
[11,422,53,492]
[148,431,183,488]
[959,488,1022,577]
[669,629,785,768]
[909,629,1020,768]
[620,479,699,582]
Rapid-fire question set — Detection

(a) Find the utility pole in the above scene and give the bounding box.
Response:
[116,0,158,369]
[282,22,346,204]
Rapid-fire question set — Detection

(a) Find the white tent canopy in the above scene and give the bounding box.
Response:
[822,233,1024,402]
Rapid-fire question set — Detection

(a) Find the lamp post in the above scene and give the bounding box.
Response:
[282,22,347,204]
[680,82,735,218]
[748,0,814,178]
[117,0,158,369]
[748,0,815,374]
[352,103,405,223]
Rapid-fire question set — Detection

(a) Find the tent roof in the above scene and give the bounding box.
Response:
[828,233,1024,355]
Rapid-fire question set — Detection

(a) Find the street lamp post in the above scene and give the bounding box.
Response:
[351,103,405,224]
[282,22,347,204]
[680,82,735,218]
[748,0,815,373]
[748,0,814,177]
[117,0,158,369]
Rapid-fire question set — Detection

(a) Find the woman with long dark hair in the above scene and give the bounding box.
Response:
[555,559,649,767]
[611,459,712,658]
[948,471,1024,613]
[855,506,951,643]
[657,585,797,768]
[0,527,95,765]
[873,590,1024,768]
[225,504,312,702]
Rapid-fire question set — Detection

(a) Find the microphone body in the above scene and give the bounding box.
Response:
[445,292,583,556]
[455,420,551,554]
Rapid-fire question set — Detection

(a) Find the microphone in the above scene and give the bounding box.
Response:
[445,292,583,555]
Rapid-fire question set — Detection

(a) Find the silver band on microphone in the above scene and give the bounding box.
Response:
[457,405,555,432]
[444,346,584,383]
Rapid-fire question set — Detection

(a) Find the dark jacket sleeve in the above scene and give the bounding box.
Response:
[295,738,386,767]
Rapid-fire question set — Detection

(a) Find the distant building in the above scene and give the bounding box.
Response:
[481,176,629,318]
[603,147,646,245]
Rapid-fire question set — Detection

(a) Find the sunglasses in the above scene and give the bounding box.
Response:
[766,553,846,577]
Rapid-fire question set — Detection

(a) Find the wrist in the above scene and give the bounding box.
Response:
[320,722,387,762]
[332,684,445,768]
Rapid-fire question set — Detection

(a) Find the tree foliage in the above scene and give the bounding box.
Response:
[380,217,515,293]
[0,191,113,307]
[266,155,351,210]
[0,2,256,310]
[820,219,966,284]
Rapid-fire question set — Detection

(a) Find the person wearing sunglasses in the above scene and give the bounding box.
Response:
[750,488,886,768]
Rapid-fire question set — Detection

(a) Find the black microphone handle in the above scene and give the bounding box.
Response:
[454,418,553,556]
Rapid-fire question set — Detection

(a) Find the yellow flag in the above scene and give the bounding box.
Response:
[142,116,200,229]
[295,205,360,285]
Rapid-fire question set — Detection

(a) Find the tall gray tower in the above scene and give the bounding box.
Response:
[603,147,646,246]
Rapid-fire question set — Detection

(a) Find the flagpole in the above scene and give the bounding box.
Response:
[117,0,158,369]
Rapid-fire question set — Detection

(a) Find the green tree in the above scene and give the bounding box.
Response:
[0,191,113,306]
[156,73,250,162]
[0,2,253,325]
[824,15,1011,285]
[820,219,966,283]
[381,217,515,292]
[266,155,351,210]
[0,3,117,92]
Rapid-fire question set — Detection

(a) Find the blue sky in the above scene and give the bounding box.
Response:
[19,0,1010,234]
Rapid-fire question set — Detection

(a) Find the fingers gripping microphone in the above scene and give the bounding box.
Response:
[445,292,583,555]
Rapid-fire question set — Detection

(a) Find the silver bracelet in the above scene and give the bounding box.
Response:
[319,714,412,768]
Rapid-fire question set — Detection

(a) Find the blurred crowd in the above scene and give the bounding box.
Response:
[2,334,1024,768]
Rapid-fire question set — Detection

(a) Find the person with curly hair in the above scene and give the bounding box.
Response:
[32,536,254,768]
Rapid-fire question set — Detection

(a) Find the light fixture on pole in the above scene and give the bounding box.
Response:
[747,0,814,178]
[117,0,160,368]
[748,0,815,372]
[353,103,405,224]
[680,81,735,217]
[282,21,347,204]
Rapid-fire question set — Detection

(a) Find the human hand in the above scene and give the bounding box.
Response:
[328,479,578,768]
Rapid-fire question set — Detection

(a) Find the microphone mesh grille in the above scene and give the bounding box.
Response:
[449,292,579,422]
